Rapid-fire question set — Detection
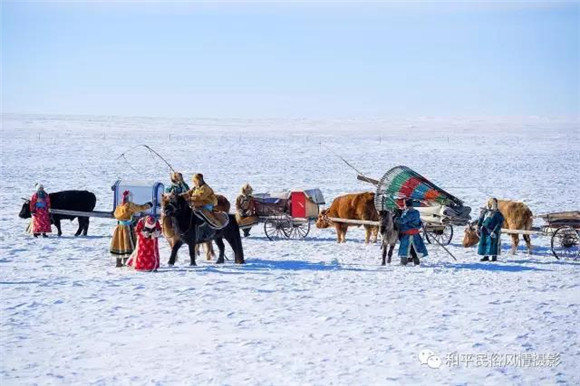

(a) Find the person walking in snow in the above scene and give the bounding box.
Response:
[395,199,428,265]
[29,184,52,238]
[126,215,162,271]
[110,190,152,267]
[477,197,504,262]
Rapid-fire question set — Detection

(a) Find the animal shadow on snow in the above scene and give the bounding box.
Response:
[432,261,550,272]
[245,258,374,272]
[249,235,376,245]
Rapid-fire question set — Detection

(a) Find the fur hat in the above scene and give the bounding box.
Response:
[35,183,44,191]
[487,197,498,211]
[192,173,204,183]
[171,172,183,183]
[241,183,253,195]
[405,198,414,208]
[144,215,156,227]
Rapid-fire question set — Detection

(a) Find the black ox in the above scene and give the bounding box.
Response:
[19,190,97,236]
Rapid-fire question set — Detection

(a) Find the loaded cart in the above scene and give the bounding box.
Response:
[357,165,472,246]
[245,189,325,240]
[50,180,165,219]
[541,211,580,260]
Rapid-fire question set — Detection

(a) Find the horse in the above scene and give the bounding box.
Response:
[162,194,231,261]
[161,194,244,265]
[379,210,399,265]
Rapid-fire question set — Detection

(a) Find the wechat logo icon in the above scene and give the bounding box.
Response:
[419,349,442,369]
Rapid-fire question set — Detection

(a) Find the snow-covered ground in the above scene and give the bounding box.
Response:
[1,114,579,385]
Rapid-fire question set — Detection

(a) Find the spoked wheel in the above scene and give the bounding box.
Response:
[424,224,454,246]
[551,226,580,260]
[264,217,289,241]
[283,221,311,240]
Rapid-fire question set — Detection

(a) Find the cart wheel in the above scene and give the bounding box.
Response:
[283,221,311,240]
[424,224,454,246]
[264,218,287,241]
[550,226,580,260]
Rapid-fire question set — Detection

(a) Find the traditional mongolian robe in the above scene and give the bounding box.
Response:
[110,202,151,257]
[126,217,161,271]
[188,183,218,210]
[30,192,52,234]
[477,209,504,256]
[235,193,258,227]
[165,181,190,195]
[396,208,428,258]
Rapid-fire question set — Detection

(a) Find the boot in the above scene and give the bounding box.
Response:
[408,257,414,264]
[33,233,39,238]
[413,257,421,266]
[116,258,123,268]
[42,233,48,238]
[491,256,497,262]
[400,257,408,266]
[243,228,251,237]
[480,256,489,262]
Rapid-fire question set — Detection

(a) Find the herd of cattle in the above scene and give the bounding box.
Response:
[18,189,535,255]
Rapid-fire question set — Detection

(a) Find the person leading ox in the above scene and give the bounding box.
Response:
[395,199,428,266]
[476,197,504,262]
[29,183,52,238]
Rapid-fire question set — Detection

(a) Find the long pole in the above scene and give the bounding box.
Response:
[424,229,458,261]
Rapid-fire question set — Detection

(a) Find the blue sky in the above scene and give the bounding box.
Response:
[2,2,579,118]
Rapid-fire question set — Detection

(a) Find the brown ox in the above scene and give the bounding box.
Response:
[463,199,533,255]
[316,192,379,243]
[162,194,231,261]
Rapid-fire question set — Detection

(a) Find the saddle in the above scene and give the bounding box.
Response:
[194,208,230,230]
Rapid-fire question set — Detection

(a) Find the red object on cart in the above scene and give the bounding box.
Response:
[290,191,307,218]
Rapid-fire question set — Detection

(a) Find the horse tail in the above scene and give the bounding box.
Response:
[229,214,245,264]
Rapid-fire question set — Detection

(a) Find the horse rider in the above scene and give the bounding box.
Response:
[165,171,190,195]
[186,173,218,210]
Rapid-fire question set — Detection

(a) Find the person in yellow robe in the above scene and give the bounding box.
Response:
[110,190,152,267]
[186,173,218,210]
[235,183,258,237]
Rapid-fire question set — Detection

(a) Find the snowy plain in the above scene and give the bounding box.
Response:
[1,114,579,385]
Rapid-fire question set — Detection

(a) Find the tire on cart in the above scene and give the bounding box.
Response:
[550,226,580,260]
[424,224,454,246]
[264,217,289,241]
[283,220,311,240]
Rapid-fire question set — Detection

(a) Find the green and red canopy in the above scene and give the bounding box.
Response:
[374,165,464,211]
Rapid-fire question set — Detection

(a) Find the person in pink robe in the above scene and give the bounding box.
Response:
[30,184,52,237]
[126,215,161,271]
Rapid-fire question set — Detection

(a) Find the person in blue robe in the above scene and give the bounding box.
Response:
[395,199,428,266]
[477,198,504,262]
